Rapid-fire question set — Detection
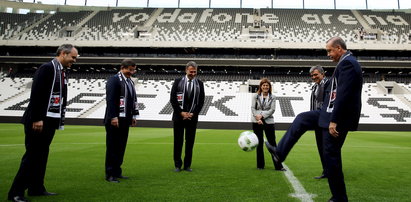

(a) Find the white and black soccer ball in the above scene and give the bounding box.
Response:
[238,131,259,152]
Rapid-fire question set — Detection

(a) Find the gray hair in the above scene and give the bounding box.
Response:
[186,61,198,69]
[56,44,75,56]
[327,37,347,50]
[309,65,325,74]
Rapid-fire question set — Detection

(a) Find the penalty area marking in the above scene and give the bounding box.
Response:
[282,164,316,202]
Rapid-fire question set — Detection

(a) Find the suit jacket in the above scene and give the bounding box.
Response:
[104,73,137,125]
[21,60,67,129]
[170,77,205,122]
[319,53,363,131]
[310,77,328,111]
[251,93,276,124]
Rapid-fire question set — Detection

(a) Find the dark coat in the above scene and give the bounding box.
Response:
[319,54,363,131]
[21,61,66,129]
[170,77,205,122]
[104,74,137,125]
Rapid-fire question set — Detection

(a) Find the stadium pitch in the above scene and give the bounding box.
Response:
[1,123,410,201]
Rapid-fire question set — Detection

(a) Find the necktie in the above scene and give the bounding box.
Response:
[126,79,134,97]
[187,80,192,98]
[311,84,317,110]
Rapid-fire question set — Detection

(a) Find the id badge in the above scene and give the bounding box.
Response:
[119,97,125,108]
[120,97,125,111]
[177,93,183,102]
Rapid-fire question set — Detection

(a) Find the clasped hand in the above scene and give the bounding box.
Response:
[111,117,138,127]
[181,112,193,120]
[255,114,264,125]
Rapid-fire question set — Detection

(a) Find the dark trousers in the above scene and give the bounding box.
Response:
[105,120,130,178]
[252,123,276,169]
[277,110,320,162]
[173,119,197,169]
[8,122,56,198]
[322,128,348,202]
[315,127,327,175]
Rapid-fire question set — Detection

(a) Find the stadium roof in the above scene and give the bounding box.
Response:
[6,0,411,10]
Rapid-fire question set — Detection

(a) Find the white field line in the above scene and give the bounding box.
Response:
[282,164,316,202]
[2,142,315,202]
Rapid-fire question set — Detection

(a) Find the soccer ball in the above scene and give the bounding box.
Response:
[238,131,259,152]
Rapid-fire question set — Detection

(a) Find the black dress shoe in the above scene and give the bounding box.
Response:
[275,167,287,171]
[117,175,129,179]
[265,142,285,171]
[265,141,280,163]
[183,168,192,172]
[314,174,327,179]
[273,158,286,171]
[174,167,181,172]
[8,196,29,202]
[28,191,57,196]
[106,176,120,183]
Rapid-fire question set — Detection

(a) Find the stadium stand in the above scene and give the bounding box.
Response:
[0,8,409,47]
[0,77,30,102]
[358,10,410,44]
[0,12,44,40]
[259,9,359,43]
[75,8,155,41]
[1,70,410,125]
[18,11,92,40]
[152,8,250,42]
[0,6,410,129]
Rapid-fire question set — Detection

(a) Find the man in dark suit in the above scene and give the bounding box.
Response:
[8,44,78,202]
[309,65,328,179]
[170,61,205,172]
[104,59,139,183]
[265,66,329,176]
[319,37,363,202]
[267,37,362,202]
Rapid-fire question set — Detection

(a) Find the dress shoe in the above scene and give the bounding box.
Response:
[8,196,29,202]
[265,142,285,171]
[273,158,286,171]
[174,167,181,172]
[265,141,280,163]
[28,191,57,196]
[314,174,327,179]
[117,175,129,179]
[275,167,287,171]
[106,176,120,183]
[184,168,192,172]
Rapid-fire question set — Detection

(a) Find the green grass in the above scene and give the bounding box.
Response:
[1,123,410,202]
